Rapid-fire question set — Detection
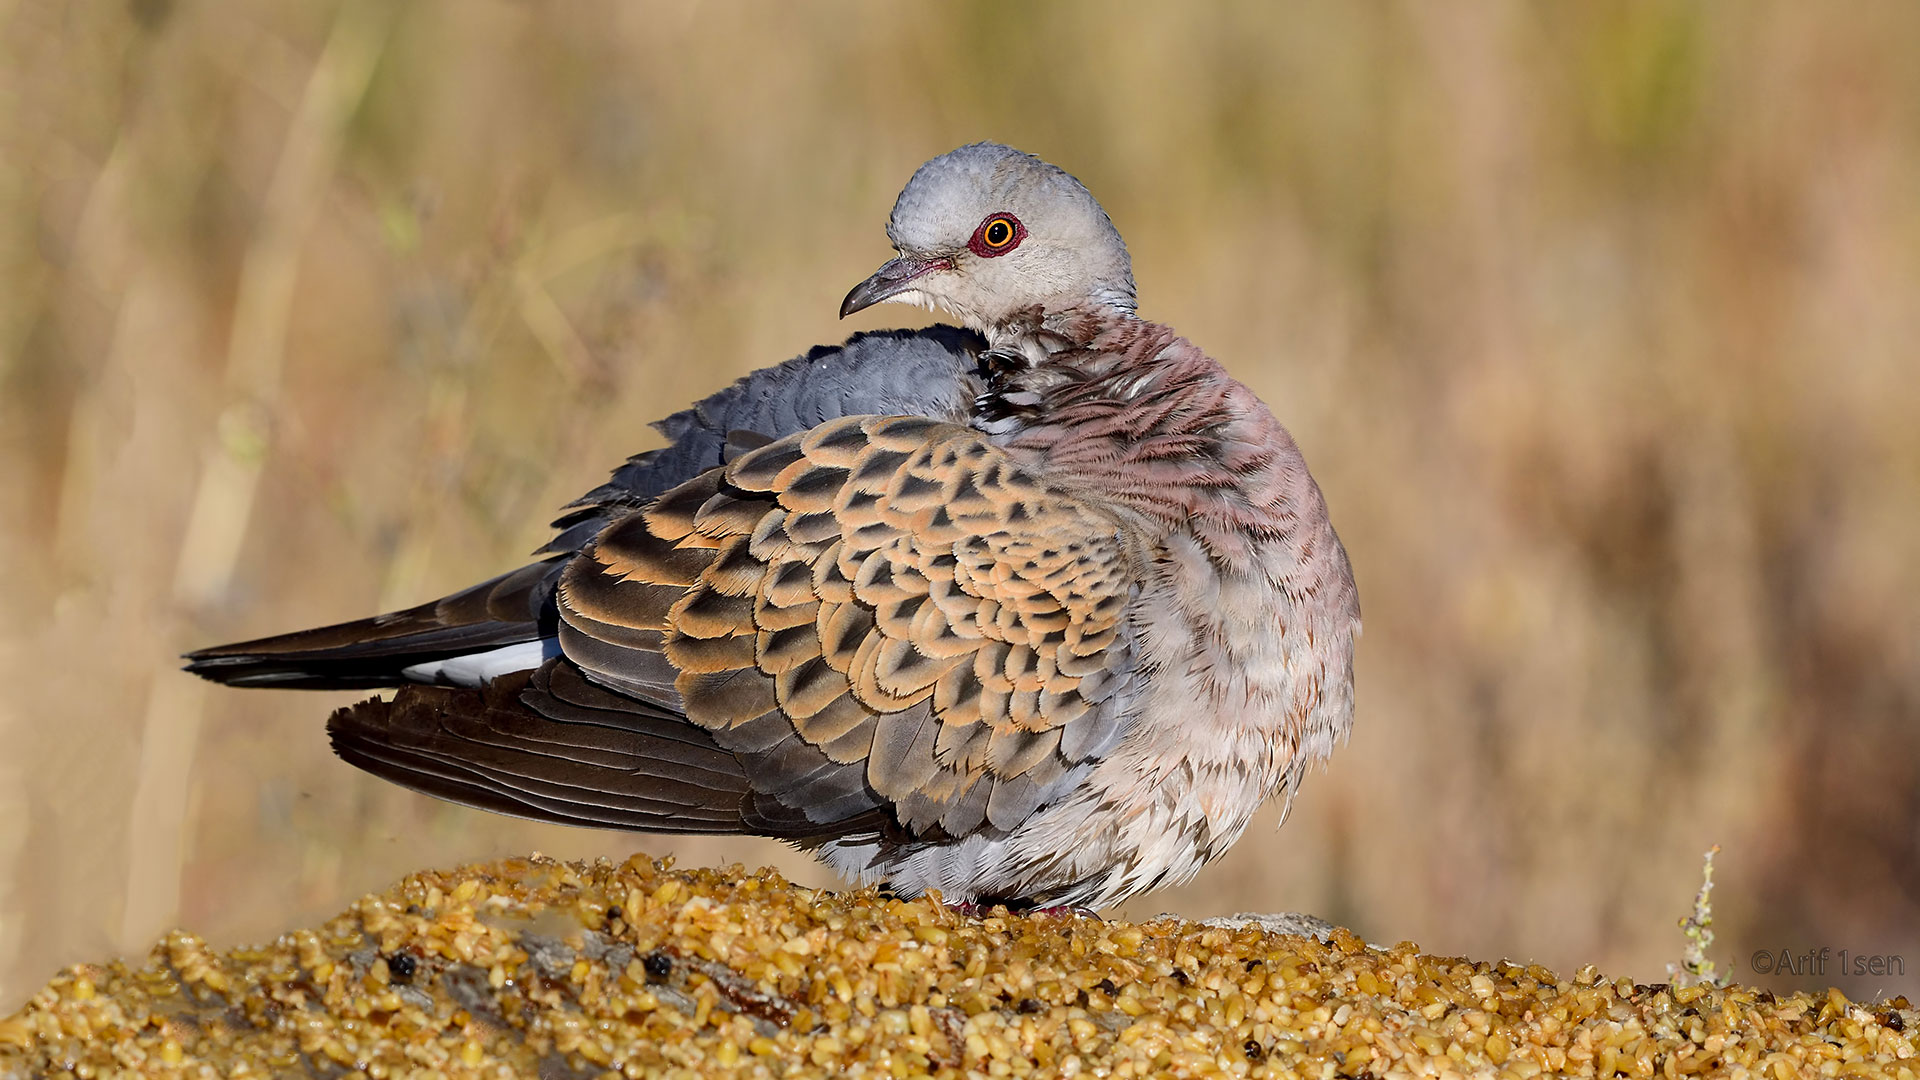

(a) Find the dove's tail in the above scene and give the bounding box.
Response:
[183,557,566,689]
[325,661,855,839]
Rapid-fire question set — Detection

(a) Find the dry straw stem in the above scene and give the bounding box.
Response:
[4,856,1915,1078]
[118,0,394,952]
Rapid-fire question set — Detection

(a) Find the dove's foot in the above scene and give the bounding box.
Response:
[945,899,1103,921]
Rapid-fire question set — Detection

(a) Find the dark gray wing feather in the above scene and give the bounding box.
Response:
[327,661,886,839]
[544,326,984,553]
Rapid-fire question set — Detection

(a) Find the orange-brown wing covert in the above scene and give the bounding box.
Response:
[555,415,1139,839]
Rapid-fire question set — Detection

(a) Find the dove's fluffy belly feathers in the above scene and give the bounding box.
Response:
[822,543,1353,908]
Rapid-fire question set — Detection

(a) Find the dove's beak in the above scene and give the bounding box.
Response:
[840,254,953,318]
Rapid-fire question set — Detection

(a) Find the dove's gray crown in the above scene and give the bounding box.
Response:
[185,144,1358,910]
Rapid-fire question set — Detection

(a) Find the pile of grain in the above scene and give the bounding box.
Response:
[3,855,1913,1078]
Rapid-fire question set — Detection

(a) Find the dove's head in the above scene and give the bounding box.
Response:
[841,143,1136,333]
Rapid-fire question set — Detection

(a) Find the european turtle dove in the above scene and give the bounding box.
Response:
[188,143,1360,908]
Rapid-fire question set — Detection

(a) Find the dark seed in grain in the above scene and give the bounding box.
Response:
[386,953,416,982]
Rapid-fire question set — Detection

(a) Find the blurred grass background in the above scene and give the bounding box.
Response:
[4,0,1918,1009]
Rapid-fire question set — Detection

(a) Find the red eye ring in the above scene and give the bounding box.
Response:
[967,213,1026,258]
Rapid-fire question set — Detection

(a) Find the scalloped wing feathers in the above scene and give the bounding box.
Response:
[555,415,1138,839]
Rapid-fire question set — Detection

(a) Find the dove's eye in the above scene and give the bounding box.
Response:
[969,213,1025,258]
